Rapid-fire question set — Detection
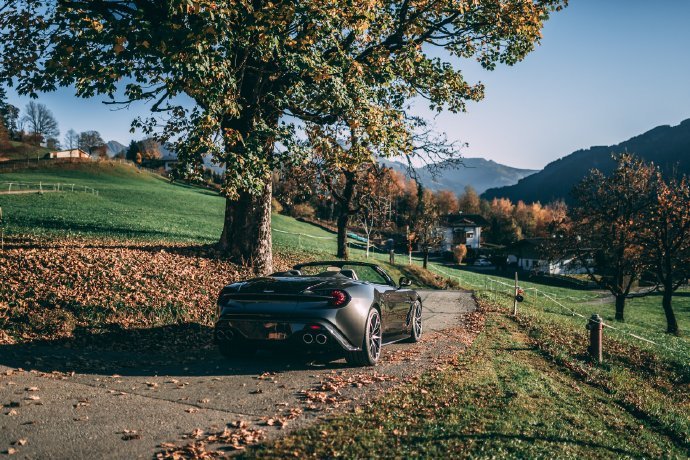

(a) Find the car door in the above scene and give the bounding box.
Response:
[387,284,416,334]
[348,264,403,338]
[376,284,403,338]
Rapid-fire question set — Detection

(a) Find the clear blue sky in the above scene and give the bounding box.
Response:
[7,0,690,169]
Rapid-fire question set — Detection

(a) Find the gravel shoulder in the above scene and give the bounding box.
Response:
[0,290,477,459]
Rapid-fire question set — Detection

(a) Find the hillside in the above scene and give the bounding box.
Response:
[380,157,536,194]
[483,118,690,203]
[0,161,445,288]
[0,141,51,161]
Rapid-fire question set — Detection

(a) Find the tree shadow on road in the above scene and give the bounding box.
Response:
[0,323,350,377]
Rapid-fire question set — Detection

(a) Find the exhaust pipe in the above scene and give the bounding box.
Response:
[315,334,327,345]
[302,333,314,344]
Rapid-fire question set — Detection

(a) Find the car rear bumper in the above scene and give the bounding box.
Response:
[214,316,361,352]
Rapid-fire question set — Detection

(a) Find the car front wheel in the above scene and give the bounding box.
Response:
[346,308,382,366]
[408,300,423,342]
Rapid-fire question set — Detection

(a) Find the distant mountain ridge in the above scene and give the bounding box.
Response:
[483,118,690,204]
[105,140,126,157]
[380,157,537,194]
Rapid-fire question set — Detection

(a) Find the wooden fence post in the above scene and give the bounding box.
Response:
[512,271,518,316]
[587,314,603,363]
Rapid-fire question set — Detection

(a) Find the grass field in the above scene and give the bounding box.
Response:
[422,262,690,364]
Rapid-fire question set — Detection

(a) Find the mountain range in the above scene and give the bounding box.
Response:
[483,118,690,204]
[105,140,126,157]
[380,157,537,194]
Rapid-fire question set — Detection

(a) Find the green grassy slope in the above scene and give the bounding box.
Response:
[249,311,689,459]
[422,261,690,361]
[0,141,52,161]
[0,161,432,287]
[1,161,225,240]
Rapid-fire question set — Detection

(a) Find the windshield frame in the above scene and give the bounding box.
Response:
[293,261,395,286]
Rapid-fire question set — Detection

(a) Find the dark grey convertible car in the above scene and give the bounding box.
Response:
[214,261,422,366]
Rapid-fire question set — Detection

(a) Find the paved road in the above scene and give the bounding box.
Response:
[0,290,476,459]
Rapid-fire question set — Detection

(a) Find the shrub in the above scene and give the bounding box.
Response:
[453,244,468,264]
[290,203,315,219]
[271,197,284,214]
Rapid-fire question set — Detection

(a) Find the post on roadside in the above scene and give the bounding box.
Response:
[512,272,519,316]
[389,249,395,264]
[586,314,603,363]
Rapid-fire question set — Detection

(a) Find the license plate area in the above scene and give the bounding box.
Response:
[228,321,293,340]
[263,322,291,340]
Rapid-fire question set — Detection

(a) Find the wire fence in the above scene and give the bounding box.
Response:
[426,264,688,360]
[0,181,99,195]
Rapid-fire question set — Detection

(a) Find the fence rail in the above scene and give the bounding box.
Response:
[0,181,99,195]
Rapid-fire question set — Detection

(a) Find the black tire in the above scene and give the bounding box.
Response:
[218,342,257,359]
[407,300,423,343]
[346,307,382,367]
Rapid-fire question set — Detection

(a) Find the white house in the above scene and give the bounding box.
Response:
[512,238,588,275]
[50,149,91,159]
[440,213,488,251]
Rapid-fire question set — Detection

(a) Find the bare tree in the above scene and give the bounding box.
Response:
[78,130,105,155]
[412,183,445,269]
[357,170,392,258]
[21,101,59,143]
[64,129,79,150]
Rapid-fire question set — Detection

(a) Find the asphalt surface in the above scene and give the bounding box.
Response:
[0,290,477,459]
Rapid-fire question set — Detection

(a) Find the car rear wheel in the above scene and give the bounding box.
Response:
[408,300,423,342]
[346,308,382,366]
[218,342,257,359]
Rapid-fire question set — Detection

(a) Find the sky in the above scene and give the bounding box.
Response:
[6,0,690,170]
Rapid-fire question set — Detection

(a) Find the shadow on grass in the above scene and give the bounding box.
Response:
[4,216,215,242]
[2,234,226,260]
[401,432,642,457]
[0,323,348,377]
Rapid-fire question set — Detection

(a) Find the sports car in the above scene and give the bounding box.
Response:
[214,261,423,366]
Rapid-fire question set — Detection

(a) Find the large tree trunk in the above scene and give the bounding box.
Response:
[336,213,349,260]
[661,286,679,335]
[335,170,358,260]
[218,182,273,275]
[216,100,278,275]
[614,294,626,322]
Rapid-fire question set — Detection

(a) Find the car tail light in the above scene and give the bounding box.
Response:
[329,289,349,307]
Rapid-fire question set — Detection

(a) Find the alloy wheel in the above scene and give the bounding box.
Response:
[413,302,423,337]
[369,310,382,360]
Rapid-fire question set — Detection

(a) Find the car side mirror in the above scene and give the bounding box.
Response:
[399,276,412,287]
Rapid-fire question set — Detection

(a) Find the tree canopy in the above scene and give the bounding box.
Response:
[1,0,566,271]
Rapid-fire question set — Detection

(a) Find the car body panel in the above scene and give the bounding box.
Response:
[214,261,420,356]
